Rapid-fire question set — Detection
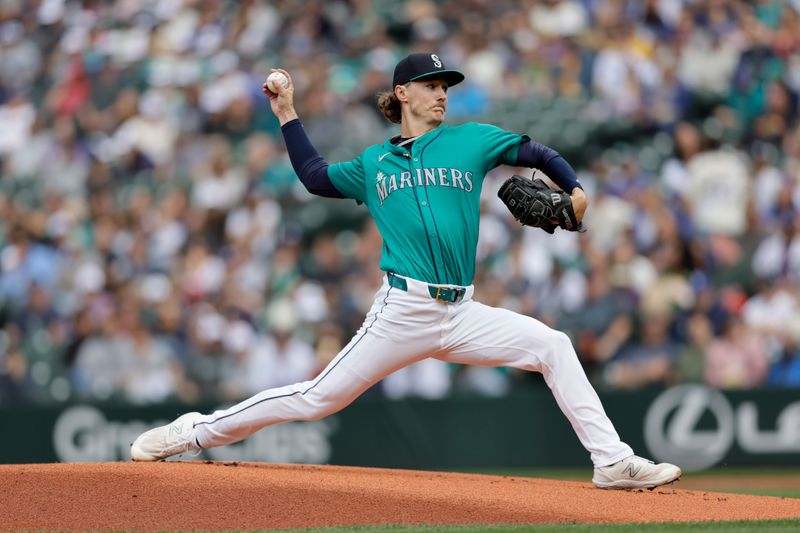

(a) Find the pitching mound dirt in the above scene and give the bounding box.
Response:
[2,462,799,531]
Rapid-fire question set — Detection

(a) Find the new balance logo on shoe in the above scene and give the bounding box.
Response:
[624,463,642,478]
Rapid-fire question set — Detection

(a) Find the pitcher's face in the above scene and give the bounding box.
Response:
[397,77,449,126]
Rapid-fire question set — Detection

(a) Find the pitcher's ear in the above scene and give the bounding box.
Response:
[395,84,408,103]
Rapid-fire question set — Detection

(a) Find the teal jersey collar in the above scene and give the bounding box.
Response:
[382,124,449,153]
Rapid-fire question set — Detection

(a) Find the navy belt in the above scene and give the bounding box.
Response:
[387,273,466,303]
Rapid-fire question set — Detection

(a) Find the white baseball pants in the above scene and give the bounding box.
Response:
[193,274,633,467]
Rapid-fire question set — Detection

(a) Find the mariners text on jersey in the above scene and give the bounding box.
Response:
[328,122,527,286]
[375,168,474,204]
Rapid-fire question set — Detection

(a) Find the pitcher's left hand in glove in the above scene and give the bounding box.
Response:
[498,174,585,234]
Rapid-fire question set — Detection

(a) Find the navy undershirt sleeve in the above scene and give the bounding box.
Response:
[515,140,583,192]
[280,119,344,198]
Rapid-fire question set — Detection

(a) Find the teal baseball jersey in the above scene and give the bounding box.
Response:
[328,122,527,286]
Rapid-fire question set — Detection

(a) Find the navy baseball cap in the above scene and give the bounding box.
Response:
[392,53,465,88]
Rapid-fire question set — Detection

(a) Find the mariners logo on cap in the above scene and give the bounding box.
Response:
[431,54,442,68]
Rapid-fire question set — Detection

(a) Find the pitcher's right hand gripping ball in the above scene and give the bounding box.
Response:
[498,174,585,234]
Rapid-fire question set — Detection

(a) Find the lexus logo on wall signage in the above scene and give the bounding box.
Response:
[644,385,800,471]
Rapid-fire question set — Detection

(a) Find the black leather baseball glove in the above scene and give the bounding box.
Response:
[497,174,584,234]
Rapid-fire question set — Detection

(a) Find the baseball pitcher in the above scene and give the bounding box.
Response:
[132,53,681,490]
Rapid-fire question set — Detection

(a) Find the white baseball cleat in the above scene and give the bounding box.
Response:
[592,455,681,490]
[131,412,203,461]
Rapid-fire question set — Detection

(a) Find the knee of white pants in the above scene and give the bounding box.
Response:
[306,403,338,421]
[543,330,578,368]
[302,388,350,421]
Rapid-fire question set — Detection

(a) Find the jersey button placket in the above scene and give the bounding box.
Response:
[412,133,447,284]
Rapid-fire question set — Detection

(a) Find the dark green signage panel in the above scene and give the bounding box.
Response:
[1,386,798,472]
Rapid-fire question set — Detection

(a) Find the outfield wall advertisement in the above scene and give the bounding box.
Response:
[2,385,798,471]
[643,385,800,470]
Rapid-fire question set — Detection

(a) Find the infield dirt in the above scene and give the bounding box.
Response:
[2,462,799,531]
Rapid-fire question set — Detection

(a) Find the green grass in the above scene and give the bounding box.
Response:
[238,520,800,532]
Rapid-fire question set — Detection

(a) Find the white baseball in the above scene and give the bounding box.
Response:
[266,72,289,92]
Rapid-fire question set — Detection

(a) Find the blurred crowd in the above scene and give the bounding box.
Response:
[1,0,799,406]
